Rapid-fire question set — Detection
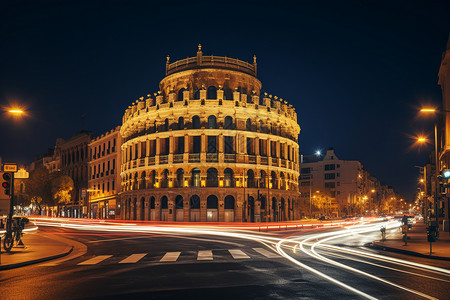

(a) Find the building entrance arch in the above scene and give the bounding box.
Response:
[224,195,235,222]
[190,195,200,222]
[175,195,184,221]
[206,195,218,222]
[149,196,156,221]
[161,196,169,221]
[248,196,255,222]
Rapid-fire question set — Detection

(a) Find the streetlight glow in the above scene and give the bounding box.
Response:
[417,136,427,143]
[420,108,436,113]
[9,109,24,114]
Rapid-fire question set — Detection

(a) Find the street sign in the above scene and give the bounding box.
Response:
[14,168,29,179]
[2,163,17,172]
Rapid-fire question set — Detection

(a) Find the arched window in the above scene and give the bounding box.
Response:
[224,116,233,129]
[280,172,286,190]
[192,115,200,129]
[224,168,234,187]
[161,169,169,188]
[178,117,184,130]
[149,170,156,188]
[246,118,253,131]
[207,195,218,209]
[178,88,185,101]
[259,170,267,188]
[223,88,233,100]
[272,197,277,211]
[271,171,278,189]
[133,172,138,190]
[224,195,235,209]
[194,89,200,100]
[161,196,168,209]
[260,196,266,210]
[207,86,217,99]
[164,118,169,131]
[208,115,217,129]
[175,195,184,209]
[190,195,200,209]
[206,168,218,187]
[247,170,255,188]
[140,171,146,189]
[150,196,155,209]
[176,168,184,187]
[191,168,201,187]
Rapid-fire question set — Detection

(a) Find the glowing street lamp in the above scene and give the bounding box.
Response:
[9,109,24,115]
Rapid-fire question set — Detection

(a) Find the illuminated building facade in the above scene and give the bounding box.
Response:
[88,126,122,219]
[119,45,301,222]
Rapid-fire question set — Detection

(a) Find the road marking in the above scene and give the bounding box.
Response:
[78,255,112,265]
[229,249,250,259]
[160,252,181,262]
[253,247,280,258]
[197,250,213,260]
[119,253,147,264]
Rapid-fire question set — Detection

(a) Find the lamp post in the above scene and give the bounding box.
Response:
[418,107,448,233]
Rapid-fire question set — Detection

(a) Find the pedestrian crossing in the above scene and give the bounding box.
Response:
[75,248,280,266]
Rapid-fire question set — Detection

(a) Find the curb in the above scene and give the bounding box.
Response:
[367,242,450,261]
[0,246,73,271]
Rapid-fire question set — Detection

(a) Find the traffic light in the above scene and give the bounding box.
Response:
[2,172,12,195]
[443,169,450,179]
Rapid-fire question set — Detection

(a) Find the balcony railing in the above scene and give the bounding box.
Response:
[272,157,278,165]
[148,157,155,165]
[260,157,268,165]
[132,160,137,168]
[206,153,218,162]
[173,154,184,163]
[189,153,200,163]
[280,159,286,168]
[224,154,236,163]
[248,155,257,164]
[160,155,168,164]
[139,158,145,167]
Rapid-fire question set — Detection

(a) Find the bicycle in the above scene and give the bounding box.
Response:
[3,217,25,252]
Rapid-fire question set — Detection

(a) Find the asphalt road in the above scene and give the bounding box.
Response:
[1,223,449,300]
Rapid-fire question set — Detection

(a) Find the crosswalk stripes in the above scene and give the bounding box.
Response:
[253,247,280,258]
[74,248,280,266]
[197,250,213,260]
[228,249,250,259]
[78,255,112,265]
[160,252,181,262]
[119,253,147,264]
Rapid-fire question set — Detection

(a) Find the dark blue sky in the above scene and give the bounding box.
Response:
[1,0,449,200]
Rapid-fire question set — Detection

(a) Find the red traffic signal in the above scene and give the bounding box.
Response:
[2,172,12,195]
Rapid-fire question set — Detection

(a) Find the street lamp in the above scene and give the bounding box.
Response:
[418,107,448,232]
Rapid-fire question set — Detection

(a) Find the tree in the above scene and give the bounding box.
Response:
[51,174,74,208]
[27,167,52,213]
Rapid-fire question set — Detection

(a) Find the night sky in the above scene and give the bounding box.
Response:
[1,0,450,201]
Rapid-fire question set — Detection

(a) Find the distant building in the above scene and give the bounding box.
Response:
[438,35,450,231]
[88,126,122,219]
[59,130,93,217]
[299,148,398,217]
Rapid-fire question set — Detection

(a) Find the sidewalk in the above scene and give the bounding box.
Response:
[0,231,73,270]
[371,223,450,260]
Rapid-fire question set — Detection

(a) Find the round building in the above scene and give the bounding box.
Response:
[119,45,301,222]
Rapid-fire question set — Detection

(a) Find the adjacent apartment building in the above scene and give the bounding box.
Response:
[88,126,122,219]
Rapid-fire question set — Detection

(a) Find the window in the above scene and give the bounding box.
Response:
[208,136,217,153]
[224,116,233,129]
[207,86,217,99]
[325,182,335,188]
[192,116,200,129]
[325,173,335,180]
[208,115,217,129]
[193,136,201,153]
[337,172,340,177]
[337,182,340,186]
[300,181,311,186]
[300,168,311,174]
[178,88,185,101]
[325,164,335,171]
[337,164,340,168]
[178,117,184,130]
[177,136,184,154]
[224,136,234,154]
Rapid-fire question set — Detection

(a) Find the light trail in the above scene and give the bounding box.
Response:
[29,217,448,299]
